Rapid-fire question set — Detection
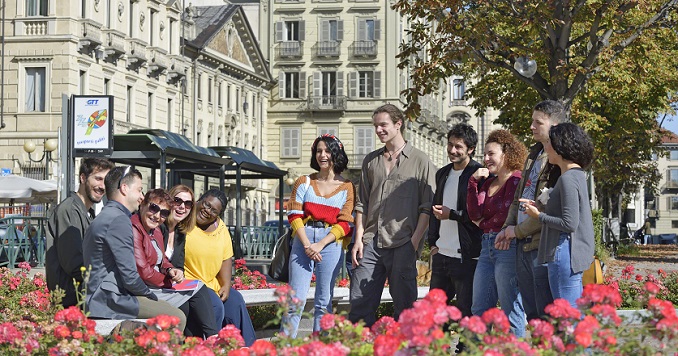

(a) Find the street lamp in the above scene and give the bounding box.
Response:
[23,139,58,180]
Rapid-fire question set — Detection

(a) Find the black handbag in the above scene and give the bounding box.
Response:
[268,228,292,282]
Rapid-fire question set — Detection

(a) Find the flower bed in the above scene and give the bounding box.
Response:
[2,263,678,355]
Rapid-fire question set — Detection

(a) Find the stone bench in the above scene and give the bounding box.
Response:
[239,286,430,307]
[93,318,148,336]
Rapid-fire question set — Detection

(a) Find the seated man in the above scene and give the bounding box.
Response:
[82,166,186,331]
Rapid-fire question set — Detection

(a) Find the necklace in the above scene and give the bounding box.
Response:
[385,142,407,161]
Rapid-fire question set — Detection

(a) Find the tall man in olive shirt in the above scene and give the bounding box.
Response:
[46,158,114,307]
[349,104,436,326]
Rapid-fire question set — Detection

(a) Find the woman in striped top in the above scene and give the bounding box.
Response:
[282,134,355,337]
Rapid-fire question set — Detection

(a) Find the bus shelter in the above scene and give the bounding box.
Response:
[109,129,287,258]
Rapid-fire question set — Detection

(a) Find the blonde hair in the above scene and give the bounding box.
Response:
[168,184,196,233]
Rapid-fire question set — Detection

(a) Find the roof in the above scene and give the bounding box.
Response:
[190,5,240,49]
[211,146,287,179]
[662,131,678,144]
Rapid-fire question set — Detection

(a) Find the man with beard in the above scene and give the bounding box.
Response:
[46,158,114,307]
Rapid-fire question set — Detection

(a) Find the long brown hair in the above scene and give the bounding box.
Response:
[168,184,196,233]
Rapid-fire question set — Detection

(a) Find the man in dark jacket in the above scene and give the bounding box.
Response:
[46,158,114,307]
[428,123,483,319]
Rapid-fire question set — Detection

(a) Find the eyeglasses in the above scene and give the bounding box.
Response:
[173,197,194,209]
[200,200,220,217]
[148,202,171,219]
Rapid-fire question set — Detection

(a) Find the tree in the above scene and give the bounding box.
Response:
[395,0,678,217]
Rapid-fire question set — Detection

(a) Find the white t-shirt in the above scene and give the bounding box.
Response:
[518,151,543,225]
[438,168,463,258]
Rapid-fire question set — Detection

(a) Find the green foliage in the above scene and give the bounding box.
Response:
[248,304,279,330]
[394,0,678,214]
[616,243,641,257]
[592,209,611,263]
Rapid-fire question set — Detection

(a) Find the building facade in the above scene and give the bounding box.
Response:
[0,0,275,223]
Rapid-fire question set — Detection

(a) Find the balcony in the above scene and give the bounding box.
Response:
[347,153,368,169]
[277,41,303,59]
[127,39,148,71]
[307,95,347,111]
[15,18,52,36]
[351,40,377,57]
[102,29,126,62]
[78,20,103,54]
[147,47,169,77]
[314,41,341,57]
[167,55,188,84]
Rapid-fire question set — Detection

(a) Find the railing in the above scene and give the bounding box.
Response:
[351,40,377,57]
[228,225,283,259]
[277,41,303,58]
[21,19,48,36]
[307,95,347,111]
[0,216,47,268]
[315,41,341,57]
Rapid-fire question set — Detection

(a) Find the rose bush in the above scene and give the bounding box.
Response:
[2,263,678,355]
[606,264,678,308]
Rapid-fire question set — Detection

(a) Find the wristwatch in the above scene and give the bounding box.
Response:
[166,267,173,275]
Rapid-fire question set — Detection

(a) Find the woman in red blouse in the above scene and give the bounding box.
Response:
[467,129,528,337]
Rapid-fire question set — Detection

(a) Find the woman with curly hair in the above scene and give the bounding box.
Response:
[520,123,595,308]
[467,129,528,337]
[283,134,355,337]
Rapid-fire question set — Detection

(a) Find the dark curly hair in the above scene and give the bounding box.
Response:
[198,188,228,215]
[310,134,349,174]
[548,123,594,169]
[142,188,172,209]
[447,123,478,151]
[485,129,527,172]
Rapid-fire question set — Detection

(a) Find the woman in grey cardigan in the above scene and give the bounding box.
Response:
[520,123,594,307]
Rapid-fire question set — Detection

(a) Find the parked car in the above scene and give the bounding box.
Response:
[264,219,291,229]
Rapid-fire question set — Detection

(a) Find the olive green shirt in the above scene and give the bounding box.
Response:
[356,142,436,249]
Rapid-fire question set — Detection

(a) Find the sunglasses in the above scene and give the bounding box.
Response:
[173,197,194,209]
[148,202,171,219]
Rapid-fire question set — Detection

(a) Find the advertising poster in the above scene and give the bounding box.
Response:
[71,95,114,156]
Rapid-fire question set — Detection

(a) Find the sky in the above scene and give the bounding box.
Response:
[658,114,678,135]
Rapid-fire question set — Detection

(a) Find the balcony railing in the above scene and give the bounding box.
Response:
[351,40,377,57]
[277,41,303,58]
[147,47,169,77]
[167,54,189,84]
[307,95,347,111]
[227,225,280,259]
[347,153,368,169]
[315,41,341,57]
[78,20,103,54]
[16,19,49,36]
[127,39,148,70]
[103,29,126,61]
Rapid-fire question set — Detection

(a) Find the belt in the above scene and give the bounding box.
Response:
[305,220,329,228]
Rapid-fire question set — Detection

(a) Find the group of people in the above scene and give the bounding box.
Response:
[46,161,255,345]
[45,100,596,345]
[282,101,595,343]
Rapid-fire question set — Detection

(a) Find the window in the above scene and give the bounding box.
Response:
[318,127,338,136]
[149,9,157,46]
[169,19,176,54]
[670,151,678,160]
[669,168,678,188]
[227,85,232,110]
[452,79,465,100]
[320,20,342,41]
[672,220,678,229]
[106,0,112,28]
[355,127,375,155]
[167,98,173,131]
[670,197,678,210]
[358,19,380,41]
[281,128,301,158]
[126,85,133,122]
[79,70,87,95]
[26,0,48,16]
[279,72,306,99]
[208,77,213,104]
[321,72,336,97]
[198,74,202,100]
[25,67,46,112]
[128,1,135,37]
[236,88,240,112]
[147,92,154,128]
[81,0,86,18]
[349,71,381,98]
[104,78,110,95]
[218,82,223,106]
[284,21,301,41]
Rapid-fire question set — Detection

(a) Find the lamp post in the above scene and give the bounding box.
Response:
[23,139,58,180]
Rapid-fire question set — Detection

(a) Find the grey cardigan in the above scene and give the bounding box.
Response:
[537,168,594,273]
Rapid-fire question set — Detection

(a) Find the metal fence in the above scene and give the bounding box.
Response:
[0,215,48,268]
[228,225,282,259]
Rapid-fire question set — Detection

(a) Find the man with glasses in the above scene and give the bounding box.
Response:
[46,158,114,307]
[83,166,186,330]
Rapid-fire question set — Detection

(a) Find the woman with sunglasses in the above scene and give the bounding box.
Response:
[283,134,354,337]
[131,189,218,338]
[183,189,256,346]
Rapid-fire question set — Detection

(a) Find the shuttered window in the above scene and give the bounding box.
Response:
[281,127,301,158]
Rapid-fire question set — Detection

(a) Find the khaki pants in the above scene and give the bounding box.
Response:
[137,296,187,331]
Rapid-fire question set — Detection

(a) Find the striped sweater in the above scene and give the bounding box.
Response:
[287,174,355,245]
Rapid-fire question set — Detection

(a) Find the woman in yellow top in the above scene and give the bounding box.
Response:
[183,188,255,346]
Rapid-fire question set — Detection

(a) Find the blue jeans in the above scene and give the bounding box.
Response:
[282,226,344,337]
[516,240,553,320]
[548,233,583,308]
[472,233,526,337]
[207,287,256,346]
